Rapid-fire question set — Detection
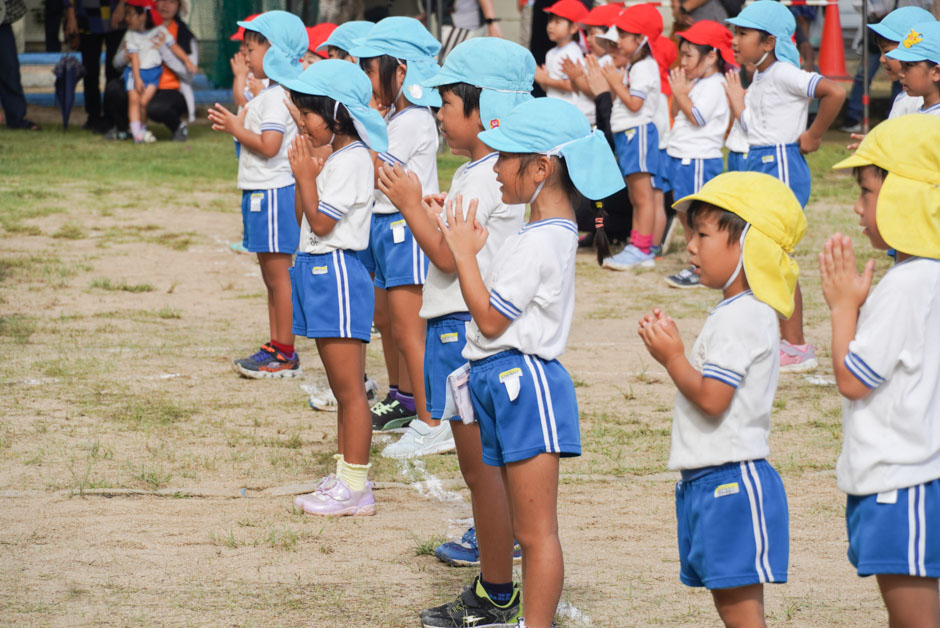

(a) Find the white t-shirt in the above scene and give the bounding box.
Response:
[668,291,780,471]
[740,61,821,146]
[838,257,940,495]
[463,218,578,362]
[375,106,440,215]
[420,153,526,319]
[888,91,923,119]
[125,26,173,71]
[667,73,730,160]
[610,56,660,132]
[237,84,297,190]
[299,141,374,254]
[920,102,940,117]
[654,92,669,150]
[545,41,596,125]
[725,117,749,154]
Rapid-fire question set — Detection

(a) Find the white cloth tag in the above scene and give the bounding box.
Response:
[250,192,264,213]
[681,157,691,166]
[442,362,474,424]
[391,218,406,244]
[876,490,898,504]
[499,367,522,402]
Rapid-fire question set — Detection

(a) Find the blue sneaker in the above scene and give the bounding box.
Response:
[435,526,522,567]
[602,244,656,271]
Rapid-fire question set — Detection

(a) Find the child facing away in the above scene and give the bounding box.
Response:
[121,0,196,144]
[376,38,534,627]
[535,0,596,124]
[886,20,940,116]
[208,11,309,379]
[724,0,846,373]
[662,21,736,290]
[276,60,389,517]
[825,115,940,627]
[639,171,806,627]
[437,97,625,628]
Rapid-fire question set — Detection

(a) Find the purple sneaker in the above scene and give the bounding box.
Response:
[296,476,376,517]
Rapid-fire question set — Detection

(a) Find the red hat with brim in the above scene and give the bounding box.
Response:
[306,23,337,58]
[544,0,589,24]
[652,35,677,95]
[581,3,623,27]
[230,13,260,41]
[126,0,162,27]
[613,3,662,41]
[678,19,738,67]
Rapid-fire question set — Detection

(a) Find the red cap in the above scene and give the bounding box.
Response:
[613,3,662,40]
[678,20,738,67]
[126,0,162,26]
[581,3,623,27]
[651,35,677,95]
[306,23,337,58]
[230,13,260,41]
[544,0,589,24]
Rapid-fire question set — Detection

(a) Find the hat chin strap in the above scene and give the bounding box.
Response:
[722,224,750,291]
[755,50,770,67]
[328,100,339,146]
[385,58,407,121]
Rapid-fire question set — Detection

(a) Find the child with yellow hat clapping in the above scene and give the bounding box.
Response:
[638,171,806,626]
[823,114,940,625]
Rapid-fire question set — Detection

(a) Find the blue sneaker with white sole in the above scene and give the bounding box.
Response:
[435,526,523,567]
[602,244,656,271]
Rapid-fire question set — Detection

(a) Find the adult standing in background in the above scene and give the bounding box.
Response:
[672,0,729,31]
[319,0,364,23]
[437,0,504,60]
[0,0,40,129]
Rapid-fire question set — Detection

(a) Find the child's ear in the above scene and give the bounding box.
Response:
[930,63,940,81]
[763,34,776,52]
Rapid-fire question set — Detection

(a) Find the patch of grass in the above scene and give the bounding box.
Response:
[89,277,154,293]
[210,529,241,548]
[109,396,195,429]
[155,306,181,319]
[0,253,78,288]
[412,533,448,557]
[130,462,172,489]
[0,314,36,343]
[52,222,85,240]
[264,433,304,449]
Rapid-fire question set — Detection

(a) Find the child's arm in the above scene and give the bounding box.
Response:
[799,77,845,154]
[287,135,336,237]
[561,57,593,98]
[602,63,644,112]
[724,69,746,126]
[638,309,736,418]
[819,234,876,400]
[207,103,282,158]
[668,68,699,125]
[168,41,197,75]
[535,64,575,93]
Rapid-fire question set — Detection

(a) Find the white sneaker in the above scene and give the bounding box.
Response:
[380,419,456,458]
[365,377,379,403]
[309,386,338,412]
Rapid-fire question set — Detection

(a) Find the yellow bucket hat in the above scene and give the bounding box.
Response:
[673,172,807,318]
[832,114,940,260]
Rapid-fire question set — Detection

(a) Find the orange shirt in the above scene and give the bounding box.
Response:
[158,20,181,91]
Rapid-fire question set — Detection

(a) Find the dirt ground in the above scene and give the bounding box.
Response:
[0,121,893,626]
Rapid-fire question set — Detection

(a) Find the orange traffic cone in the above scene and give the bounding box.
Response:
[818,0,850,79]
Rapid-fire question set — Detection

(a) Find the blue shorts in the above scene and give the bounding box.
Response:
[653,149,671,192]
[290,250,375,341]
[664,156,724,202]
[124,65,163,91]
[745,144,811,208]
[423,313,471,420]
[846,478,940,578]
[357,246,376,275]
[613,123,660,177]
[726,150,749,173]
[368,212,429,289]
[676,459,789,589]
[240,186,300,254]
[469,350,581,467]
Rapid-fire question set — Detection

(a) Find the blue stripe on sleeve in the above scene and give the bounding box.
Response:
[317,201,343,220]
[807,74,821,98]
[490,290,522,320]
[629,89,647,101]
[691,106,706,126]
[378,152,404,166]
[702,363,743,388]
[260,123,286,133]
[844,352,884,389]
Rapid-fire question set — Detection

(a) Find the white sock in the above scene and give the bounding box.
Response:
[130,121,142,136]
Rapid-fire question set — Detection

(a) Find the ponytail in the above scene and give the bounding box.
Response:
[592,200,611,265]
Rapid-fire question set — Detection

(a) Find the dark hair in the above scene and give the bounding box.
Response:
[128,4,156,30]
[678,38,728,74]
[687,201,748,245]
[327,45,349,60]
[359,54,401,108]
[289,91,362,141]
[617,28,652,61]
[243,29,269,46]
[852,164,889,183]
[438,82,482,118]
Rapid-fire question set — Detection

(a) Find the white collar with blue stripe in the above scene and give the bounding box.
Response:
[710,289,753,315]
[519,217,578,235]
[327,140,366,162]
[465,152,498,170]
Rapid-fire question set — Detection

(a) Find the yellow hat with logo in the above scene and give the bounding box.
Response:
[674,172,807,318]
[832,114,940,260]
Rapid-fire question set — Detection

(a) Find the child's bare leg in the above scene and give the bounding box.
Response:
[139,84,157,125]
[503,453,562,628]
[626,172,654,238]
[711,584,766,628]
[317,338,370,464]
[877,574,940,628]
[373,285,399,389]
[779,282,805,345]
[652,188,666,246]
[128,89,140,124]
[452,422,514,584]
[387,285,431,425]
[257,253,295,347]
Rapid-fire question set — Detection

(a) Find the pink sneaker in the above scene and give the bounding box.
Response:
[296,476,376,517]
[779,341,818,373]
[293,474,338,511]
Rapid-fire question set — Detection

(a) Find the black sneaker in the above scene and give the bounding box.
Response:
[104,127,129,141]
[172,122,188,142]
[420,576,521,628]
[370,397,415,433]
[664,266,702,289]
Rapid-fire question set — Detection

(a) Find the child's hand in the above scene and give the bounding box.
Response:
[819,233,875,314]
[584,55,609,96]
[185,59,197,75]
[152,30,167,47]
[601,62,624,87]
[637,308,685,367]
[134,77,144,94]
[534,64,550,86]
[287,135,324,181]
[723,69,745,109]
[284,97,304,134]
[424,193,447,210]
[436,195,487,262]
[208,102,244,135]
[377,163,423,214]
[668,67,692,99]
[231,52,249,79]
[846,132,865,151]
[561,57,584,82]
[247,75,264,97]
[798,129,822,154]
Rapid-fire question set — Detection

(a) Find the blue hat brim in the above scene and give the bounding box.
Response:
[479,90,532,131]
[420,67,464,89]
[402,61,442,107]
[263,49,303,85]
[726,15,764,31]
[886,47,931,62]
[868,22,902,42]
[348,42,388,58]
[236,20,255,30]
[477,126,530,153]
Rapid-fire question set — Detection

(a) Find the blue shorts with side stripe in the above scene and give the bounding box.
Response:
[745,144,811,208]
[664,156,724,202]
[726,150,749,173]
[240,186,300,254]
[613,122,660,177]
[368,212,429,289]
[290,250,374,341]
[676,459,789,589]
[424,313,471,420]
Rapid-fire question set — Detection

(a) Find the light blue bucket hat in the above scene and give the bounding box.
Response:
[727,0,800,68]
[241,11,309,84]
[422,37,535,130]
[349,16,443,107]
[887,21,940,64]
[316,20,374,55]
[869,7,934,43]
[477,98,625,201]
[279,59,389,153]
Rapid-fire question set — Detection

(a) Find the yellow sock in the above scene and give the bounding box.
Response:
[337,457,370,491]
[333,453,343,478]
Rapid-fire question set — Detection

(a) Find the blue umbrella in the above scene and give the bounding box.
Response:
[53,53,85,130]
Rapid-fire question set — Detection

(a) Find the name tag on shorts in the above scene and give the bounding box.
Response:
[440,332,459,344]
[761,154,775,164]
[714,483,739,498]
[624,129,637,142]
[311,266,328,275]
[498,367,522,402]
[250,192,264,213]
[681,158,691,166]
[876,490,898,504]
[390,219,406,244]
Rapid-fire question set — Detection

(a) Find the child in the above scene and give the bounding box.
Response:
[724,0,845,372]
[535,0,595,124]
[663,21,736,289]
[887,21,940,116]
[599,3,667,271]
[122,0,196,144]
[277,60,389,517]
[349,18,451,455]
[208,11,308,378]
[639,171,806,628]
[650,35,677,259]
[317,20,374,62]
[438,96,624,628]
[825,115,940,627]
[303,23,336,67]
[377,37,534,627]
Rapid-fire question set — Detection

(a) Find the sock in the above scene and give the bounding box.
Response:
[337,456,370,491]
[270,339,294,358]
[388,385,398,399]
[632,232,654,254]
[396,390,416,412]
[130,121,142,137]
[479,577,515,605]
